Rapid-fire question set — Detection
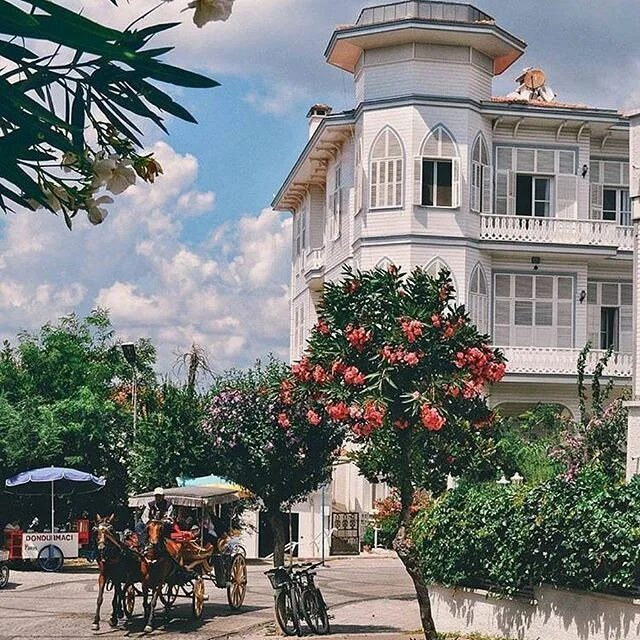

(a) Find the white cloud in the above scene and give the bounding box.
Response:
[0,143,292,373]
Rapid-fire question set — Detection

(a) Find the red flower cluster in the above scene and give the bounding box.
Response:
[316,319,330,335]
[345,324,372,352]
[441,317,465,340]
[400,318,424,343]
[446,379,484,400]
[331,360,347,377]
[420,403,446,432]
[431,314,442,328]
[279,378,294,405]
[343,366,366,386]
[455,347,506,384]
[326,402,350,422]
[345,280,361,294]
[307,410,322,426]
[393,418,410,430]
[351,400,387,437]
[312,365,329,385]
[278,413,291,430]
[292,357,312,382]
[381,345,423,367]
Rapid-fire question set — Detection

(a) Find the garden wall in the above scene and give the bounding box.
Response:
[430,584,640,640]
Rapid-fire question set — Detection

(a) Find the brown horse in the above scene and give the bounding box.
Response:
[92,514,143,631]
[140,519,184,633]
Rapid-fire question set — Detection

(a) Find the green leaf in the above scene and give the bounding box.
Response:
[71,86,85,147]
[133,59,220,89]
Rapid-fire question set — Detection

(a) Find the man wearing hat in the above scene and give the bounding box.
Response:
[135,487,174,543]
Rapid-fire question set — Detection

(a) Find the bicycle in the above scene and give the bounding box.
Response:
[265,562,330,637]
[293,562,330,635]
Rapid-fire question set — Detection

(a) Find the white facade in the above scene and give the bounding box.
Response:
[275,1,634,542]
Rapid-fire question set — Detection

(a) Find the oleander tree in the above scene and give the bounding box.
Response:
[202,359,346,566]
[0,0,236,227]
[292,265,506,640]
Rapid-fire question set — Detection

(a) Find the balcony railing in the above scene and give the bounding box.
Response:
[499,346,633,379]
[480,215,633,252]
[303,247,325,280]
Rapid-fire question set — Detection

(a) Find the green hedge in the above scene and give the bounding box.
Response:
[412,469,640,595]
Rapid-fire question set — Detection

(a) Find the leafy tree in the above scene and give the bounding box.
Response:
[202,359,345,566]
[131,381,211,491]
[0,0,233,226]
[0,310,153,524]
[293,266,505,640]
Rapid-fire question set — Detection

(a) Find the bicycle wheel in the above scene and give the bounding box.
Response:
[302,588,330,635]
[274,589,301,637]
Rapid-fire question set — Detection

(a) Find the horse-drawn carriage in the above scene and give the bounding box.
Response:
[104,485,247,631]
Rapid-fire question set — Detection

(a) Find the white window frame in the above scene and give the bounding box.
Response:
[602,187,630,226]
[471,136,492,213]
[469,264,488,334]
[328,164,342,240]
[493,273,574,348]
[370,129,404,210]
[515,174,553,218]
[417,127,460,209]
[587,281,633,352]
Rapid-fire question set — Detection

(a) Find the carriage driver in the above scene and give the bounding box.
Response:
[135,487,174,543]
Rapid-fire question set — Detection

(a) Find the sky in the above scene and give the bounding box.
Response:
[1,0,640,374]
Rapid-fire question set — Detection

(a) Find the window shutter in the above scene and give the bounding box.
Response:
[482,165,493,214]
[451,158,460,208]
[590,161,603,220]
[620,306,633,352]
[328,193,335,238]
[556,174,578,218]
[414,157,423,206]
[506,171,516,215]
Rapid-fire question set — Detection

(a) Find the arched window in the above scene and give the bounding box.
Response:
[416,126,460,208]
[469,264,488,333]
[424,257,457,294]
[471,135,492,213]
[376,256,395,270]
[370,128,404,210]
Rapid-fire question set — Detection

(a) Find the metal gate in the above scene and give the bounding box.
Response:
[330,512,360,555]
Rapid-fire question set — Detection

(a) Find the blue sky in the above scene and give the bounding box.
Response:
[1,0,639,374]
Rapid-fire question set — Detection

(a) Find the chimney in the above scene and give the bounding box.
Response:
[307,104,332,139]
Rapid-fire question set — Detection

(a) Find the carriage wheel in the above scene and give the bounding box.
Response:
[0,564,9,589]
[192,576,205,620]
[37,545,64,572]
[123,584,136,619]
[159,583,178,608]
[226,554,247,610]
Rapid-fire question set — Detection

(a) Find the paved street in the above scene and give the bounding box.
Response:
[0,555,420,640]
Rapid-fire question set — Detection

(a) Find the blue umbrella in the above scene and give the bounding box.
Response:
[5,466,106,533]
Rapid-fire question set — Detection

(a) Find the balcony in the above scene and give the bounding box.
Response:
[303,247,325,286]
[499,346,632,379]
[480,215,633,252]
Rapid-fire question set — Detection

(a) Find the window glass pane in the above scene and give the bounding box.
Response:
[558,277,573,300]
[423,161,434,206]
[496,147,513,171]
[536,150,555,173]
[535,178,550,201]
[535,301,553,326]
[515,275,533,298]
[495,274,511,298]
[387,132,401,157]
[516,175,532,216]
[621,284,633,305]
[534,201,549,217]
[557,302,572,327]
[477,269,487,294]
[587,282,598,304]
[436,161,452,206]
[603,189,617,219]
[495,300,511,324]
[494,325,511,345]
[440,130,456,157]
[601,283,619,305]
[516,148,535,173]
[515,301,533,326]
[535,276,554,299]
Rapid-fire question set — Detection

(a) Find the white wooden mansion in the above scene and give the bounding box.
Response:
[270,0,636,557]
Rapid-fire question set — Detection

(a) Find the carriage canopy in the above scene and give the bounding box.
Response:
[128,486,240,509]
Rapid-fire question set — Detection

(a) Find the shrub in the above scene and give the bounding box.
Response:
[413,469,640,595]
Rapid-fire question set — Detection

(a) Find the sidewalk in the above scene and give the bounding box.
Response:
[238,595,422,639]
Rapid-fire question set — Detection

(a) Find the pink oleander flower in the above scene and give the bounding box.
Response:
[307,410,322,426]
[420,404,446,432]
[344,366,366,386]
[278,413,291,430]
[400,318,424,343]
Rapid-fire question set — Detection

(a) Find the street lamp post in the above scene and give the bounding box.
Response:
[121,342,138,439]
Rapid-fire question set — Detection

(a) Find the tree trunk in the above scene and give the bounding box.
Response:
[269,511,287,568]
[392,432,438,640]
